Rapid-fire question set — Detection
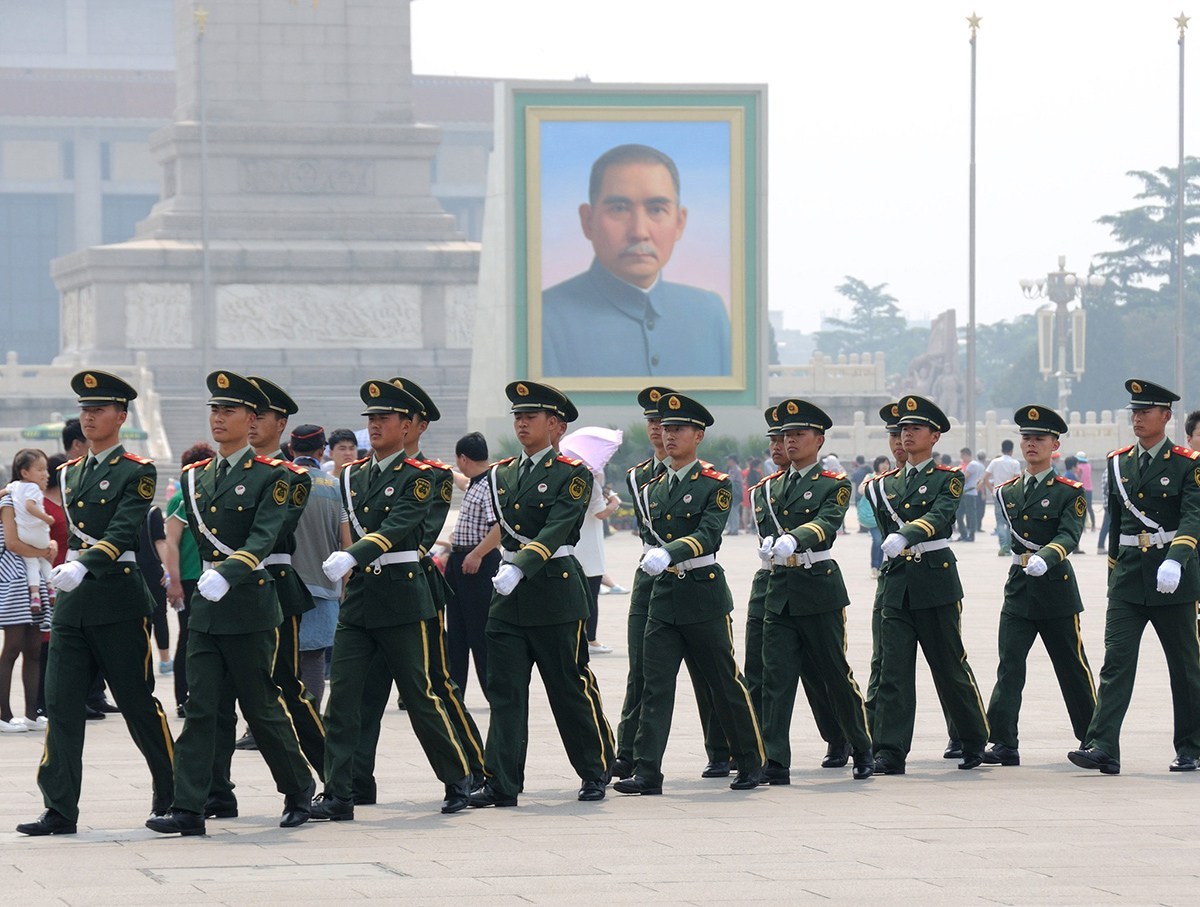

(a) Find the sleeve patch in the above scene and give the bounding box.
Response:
[715,487,732,511]
[272,479,289,505]
[137,476,155,500]
[948,476,964,498]
[836,486,851,507]
[568,476,588,500]
[414,477,432,501]
[292,484,309,508]
[440,479,453,503]
[1074,495,1087,517]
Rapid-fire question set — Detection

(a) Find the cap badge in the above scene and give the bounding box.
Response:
[648,389,662,403]
[1130,380,1143,393]
[668,395,681,410]
[1028,408,1039,421]
[216,373,230,390]
[516,383,530,397]
[891,404,900,417]
[771,407,779,421]
[786,401,799,415]
[368,383,381,398]
[83,373,98,389]
[391,378,404,388]
[906,397,917,411]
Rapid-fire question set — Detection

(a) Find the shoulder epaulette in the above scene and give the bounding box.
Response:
[122,452,153,465]
[556,455,584,467]
[821,470,848,480]
[631,456,654,473]
[701,466,729,481]
[935,464,960,473]
[1171,445,1200,460]
[60,457,82,471]
[253,455,283,467]
[879,467,901,478]
[750,470,783,492]
[351,455,371,466]
[699,459,714,470]
[493,456,516,467]
[282,460,308,475]
[1055,476,1084,488]
[404,457,432,470]
[424,458,452,471]
[182,458,212,472]
[1110,445,1133,458]
[998,475,1022,488]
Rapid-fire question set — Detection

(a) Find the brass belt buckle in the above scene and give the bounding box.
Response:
[1018,552,1030,567]
[1137,530,1152,551]
[785,554,799,568]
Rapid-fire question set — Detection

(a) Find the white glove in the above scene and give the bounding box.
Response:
[758,535,774,558]
[322,551,356,582]
[881,533,907,558]
[196,568,231,602]
[1022,554,1048,577]
[1156,559,1182,594]
[771,534,798,560]
[491,563,524,596]
[49,560,87,592]
[639,547,671,576]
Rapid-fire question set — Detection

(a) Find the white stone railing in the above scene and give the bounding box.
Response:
[768,351,887,396]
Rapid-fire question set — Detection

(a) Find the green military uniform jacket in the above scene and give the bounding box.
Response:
[181,451,291,634]
[643,461,734,625]
[268,458,315,619]
[995,473,1085,618]
[869,460,964,610]
[53,447,156,628]
[416,453,456,607]
[338,455,437,628]
[748,469,785,618]
[488,452,593,627]
[627,456,665,612]
[1106,440,1200,605]
[762,465,852,617]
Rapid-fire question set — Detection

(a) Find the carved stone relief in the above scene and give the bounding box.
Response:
[216,284,422,348]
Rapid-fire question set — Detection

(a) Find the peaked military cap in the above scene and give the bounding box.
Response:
[763,404,785,437]
[72,370,137,407]
[638,386,676,419]
[656,392,714,428]
[1013,404,1068,436]
[1124,378,1180,410]
[506,380,578,422]
[879,401,902,432]
[776,398,833,433]
[360,379,422,416]
[895,394,951,432]
[207,370,270,410]
[388,376,439,421]
[247,375,298,416]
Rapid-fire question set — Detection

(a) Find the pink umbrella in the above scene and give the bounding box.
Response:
[560,426,624,477]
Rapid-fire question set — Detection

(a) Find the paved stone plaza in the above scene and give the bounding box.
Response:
[2,520,1197,904]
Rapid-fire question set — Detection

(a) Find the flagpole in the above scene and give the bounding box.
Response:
[966,13,981,450]
[1177,12,1188,402]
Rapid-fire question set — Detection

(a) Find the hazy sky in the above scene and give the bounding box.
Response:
[411,0,1197,331]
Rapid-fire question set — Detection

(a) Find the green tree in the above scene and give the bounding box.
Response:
[815,276,925,380]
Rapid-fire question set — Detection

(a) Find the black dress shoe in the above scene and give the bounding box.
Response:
[943,738,964,759]
[1068,746,1121,775]
[700,759,731,778]
[821,742,851,768]
[89,699,120,714]
[613,775,662,795]
[729,768,761,790]
[759,761,791,785]
[16,809,76,836]
[958,748,985,770]
[395,695,407,711]
[175,704,186,718]
[981,744,1020,766]
[851,751,874,780]
[1169,753,1198,772]
[468,782,518,807]
[84,705,105,721]
[150,794,172,819]
[610,756,634,780]
[146,809,205,836]
[309,793,355,821]
[441,776,472,813]
[204,793,239,819]
[578,777,607,802]
[233,730,258,751]
[280,780,316,827]
[873,753,905,775]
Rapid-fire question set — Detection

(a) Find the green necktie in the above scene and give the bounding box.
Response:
[1139,451,1151,475]
[1025,475,1037,502]
[519,458,534,489]
[669,473,679,494]
[369,463,381,487]
[215,459,229,488]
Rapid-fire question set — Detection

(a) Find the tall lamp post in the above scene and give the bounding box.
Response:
[1019,256,1104,415]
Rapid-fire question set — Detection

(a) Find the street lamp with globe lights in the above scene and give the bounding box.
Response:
[1018,255,1104,415]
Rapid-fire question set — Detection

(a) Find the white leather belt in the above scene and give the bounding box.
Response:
[886,538,952,561]
[261,553,292,568]
[774,549,836,569]
[666,553,717,576]
[203,560,266,572]
[365,550,421,574]
[1119,530,1176,550]
[500,545,576,562]
[1011,552,1040,566]
[67,549,135,563]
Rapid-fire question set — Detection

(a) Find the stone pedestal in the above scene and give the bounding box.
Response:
[52,0,479,456]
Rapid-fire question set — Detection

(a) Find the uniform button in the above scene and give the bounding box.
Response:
[237,506,243,512]
[99,499,106,504]
[1137,493,1144,499]
[666,533,673,539]
[650,355,660,367]
[212,528,218,535]
[213,550,220,557]
[514,524,521,531]
[363,506,370,512]
[514,503,520,510]
[258,579,265,585]
[210,506,217,513]
[1023,515,1029,520]
[562,572,569,578]
[123,567,130,574]
[783,510,789,516]
[647,319,657,331]
[77,501,84,508]
[407,572,413,579]
[903,504,910,509]
[708,572,715,579]
[665,514,672,521]
[78,522,85,528]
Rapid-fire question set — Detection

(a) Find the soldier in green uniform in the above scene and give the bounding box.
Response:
[613,393,764,795]
[310,380,473,818]
[869,394,990,774]
[16,371,175,837]
[757,399,873,784]
[752,404,852,770]
[612,386,732,781]
[1069,379,1200,774]
[204,376,325,818]
[148,371,315,835]
[984,405,1095,766]
[862,403,960,760]
[468,381,614,807]
[351,377,486,804]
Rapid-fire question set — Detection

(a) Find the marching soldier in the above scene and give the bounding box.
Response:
[1069,379,1200,774]
[351,377,486,804]
[757,399,873,783]
[612,386,732,782]
[469,381,613,807]
[204,375,325,819]
[148,371,314,835]
[613,393,764,795]
[17,371,175,836]
[984,405,1095,766]
[311,380,473,818]
[869,394,990,774]
[752,404,852,770]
